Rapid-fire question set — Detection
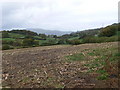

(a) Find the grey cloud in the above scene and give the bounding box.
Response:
[1,0,118,31]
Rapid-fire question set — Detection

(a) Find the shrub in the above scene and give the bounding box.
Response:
[82,37,99,43]
[22,39,38,46]
[33,40,39,46]
[2,40,14,45]
[105,36,118,42]
[22,39,31,46]
[2,45,11,50]
[57,39,67,44]
[99,26,117,37]
[39,34,47,40]
[67,39,81,45]
[13,41,22,46]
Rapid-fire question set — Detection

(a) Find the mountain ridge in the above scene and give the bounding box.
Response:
[26,28,73,36]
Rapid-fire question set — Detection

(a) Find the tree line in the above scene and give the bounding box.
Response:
[1,23,119,50]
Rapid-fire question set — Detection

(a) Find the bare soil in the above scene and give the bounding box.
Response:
[2,42,118,88]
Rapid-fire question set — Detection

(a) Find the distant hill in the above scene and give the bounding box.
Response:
[26,28,72,36]
[1,23,119,50]
[60,23,119,38]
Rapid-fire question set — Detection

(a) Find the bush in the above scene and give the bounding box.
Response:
[39,34,47,40]
[22,39,39,46]
[105,36,118,42]
[2,40,14,45]
[57,39,67,44]
[33,40,39,46]
[99,26,117,37]
[67,39,82,45]
[2,45,11,50]
[82,37,98,43]
[13,41,22,46]
[22,39,37,46]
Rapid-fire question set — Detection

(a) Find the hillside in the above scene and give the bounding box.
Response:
[2,42,119,88]
[1,23,119,50]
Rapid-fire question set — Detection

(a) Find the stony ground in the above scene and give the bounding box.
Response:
[2,42,119,88]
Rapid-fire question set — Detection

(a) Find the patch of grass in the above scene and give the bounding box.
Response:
[84,46,119,81]
[100,56,106,60]
[21,77,30,83]
[96,69,109,80]
[100,61,106,65]
[87,52,95,56]
[89,64,100,70]
[47,77,54,82]
[55,84,64,88]
[113,52,120,57]
[87,69,94,73]
[96,69,107,74]
[107,52,119,62]
[65,53,85,61]
[95,58,100,61]
[42,77,55,86]
[84,63,101,69]
[84,64,90,66]
[109,57,116,61]
[97,73,109,80]
[88,49,108,56]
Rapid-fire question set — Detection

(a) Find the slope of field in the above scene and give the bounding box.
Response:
[2,42,119,88]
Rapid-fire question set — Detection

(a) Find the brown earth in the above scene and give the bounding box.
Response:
[2,42,119,88]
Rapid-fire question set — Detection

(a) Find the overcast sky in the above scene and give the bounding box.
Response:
[0,0,119,31]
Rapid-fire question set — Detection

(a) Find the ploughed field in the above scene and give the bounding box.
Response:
[2,42,119,88]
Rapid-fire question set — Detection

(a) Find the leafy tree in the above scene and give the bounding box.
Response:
[22,39,35,46]
[82,37,97,43]
[39,34,47,40]
[99,26,117,37]
[22,39,39,46]
[57,39,67,44]
[67,39,81,45]
[53,35,57,38]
